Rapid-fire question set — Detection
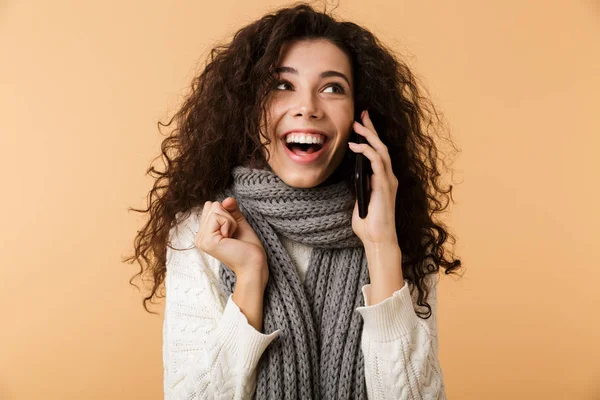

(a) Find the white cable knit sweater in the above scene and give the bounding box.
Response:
[163,208,447,399]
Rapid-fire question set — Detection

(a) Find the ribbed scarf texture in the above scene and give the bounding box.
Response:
[215,165,370,399]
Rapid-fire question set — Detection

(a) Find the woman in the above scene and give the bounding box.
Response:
[126,3,462,399]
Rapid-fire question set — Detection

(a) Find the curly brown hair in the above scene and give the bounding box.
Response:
[123,1,463,318]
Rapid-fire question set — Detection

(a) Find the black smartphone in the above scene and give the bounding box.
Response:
[353,122,372,219]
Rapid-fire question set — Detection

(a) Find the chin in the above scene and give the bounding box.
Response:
[278,173,325,189]
[269,159,347,189]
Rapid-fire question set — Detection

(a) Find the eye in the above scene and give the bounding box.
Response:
[274,80,293,90]
[273,80,346,94]
[323,83,346,94]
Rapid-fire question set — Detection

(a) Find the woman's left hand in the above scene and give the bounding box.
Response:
[348,110,399,249]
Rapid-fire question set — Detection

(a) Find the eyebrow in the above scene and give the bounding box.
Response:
[275,66,352,88]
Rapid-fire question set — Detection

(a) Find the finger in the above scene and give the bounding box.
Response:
[200,201,212,227]
[211,204,238,236]
[361,111,399,190]
[353,119,392,173]
[348,142,388,182]
[361,110,377,132]
[214,211,238,238]
[354,113,393,174]
[220,219,230,238]
[205,212,230,240]
[221,197,246,223]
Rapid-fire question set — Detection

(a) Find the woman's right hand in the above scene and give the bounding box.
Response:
[195,197,269,288]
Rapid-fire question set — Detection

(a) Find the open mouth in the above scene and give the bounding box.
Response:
[281,136,329,164]
[285,141,324,155]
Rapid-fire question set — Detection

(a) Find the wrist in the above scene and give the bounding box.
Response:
[363,242,404,305]
[364,241,401,262]
[232,271,266,332]
[236,264,269,290]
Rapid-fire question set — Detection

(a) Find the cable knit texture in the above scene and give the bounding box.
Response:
[215,166,373,399]
[163,178,447,400]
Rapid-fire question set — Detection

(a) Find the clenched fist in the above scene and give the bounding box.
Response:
[195,197,269,288]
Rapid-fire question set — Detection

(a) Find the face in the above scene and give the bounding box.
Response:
[260,38,354,188]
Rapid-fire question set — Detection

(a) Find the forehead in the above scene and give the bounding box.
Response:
[276,39,352,79]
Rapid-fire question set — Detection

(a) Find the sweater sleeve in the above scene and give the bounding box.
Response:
[355,274,446,400]
[163,210,281,400]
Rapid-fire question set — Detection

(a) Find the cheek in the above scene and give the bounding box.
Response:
[335,105,354,132]
[268,96,286,116]
[339,116,355,140]
[264,103,286,138]
[259,116,278,145]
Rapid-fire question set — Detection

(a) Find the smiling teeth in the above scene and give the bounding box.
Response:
[285,133,325,145]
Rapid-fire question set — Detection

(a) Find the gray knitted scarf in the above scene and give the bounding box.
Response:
[215,165,370,399]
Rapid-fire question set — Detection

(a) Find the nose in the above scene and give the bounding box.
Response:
[291,90,323,119]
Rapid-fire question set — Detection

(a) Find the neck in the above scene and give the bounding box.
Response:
[245,161,349,189]
[316,165,346,187]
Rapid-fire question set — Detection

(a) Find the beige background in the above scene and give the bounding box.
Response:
[1,1,599,399]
